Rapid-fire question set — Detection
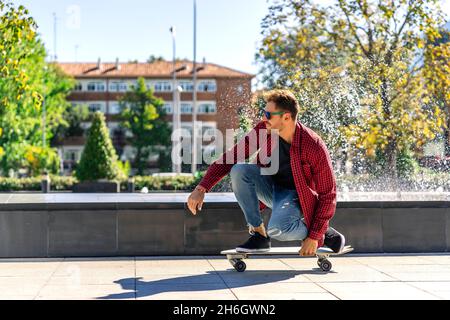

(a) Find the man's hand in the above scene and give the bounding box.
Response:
[299,237,318,256]
[187,186,206,215]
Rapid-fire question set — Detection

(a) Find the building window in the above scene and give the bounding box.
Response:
[202,127,217,136]
[180,126,193,135]
[64,150,79,161]
[198,81,216,92]
[179,81,194,92]
[109,102,121,114]
[74,83,83,91]
[198,103,216,114]
[87,82,106,92]
[154,81,172,92]
[181,103,193,114]
[162,103,173,114]
[88,103,103,113]
[109,81,127,92]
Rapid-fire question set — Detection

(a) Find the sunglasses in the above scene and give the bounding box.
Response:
[261,110,288,120]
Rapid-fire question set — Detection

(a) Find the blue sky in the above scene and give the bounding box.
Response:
[14,0,271,75]
[13,0,450,77]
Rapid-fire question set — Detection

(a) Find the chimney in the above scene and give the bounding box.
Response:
[115,57,121,70]
[96,57,102,70]
[194,57,205,73]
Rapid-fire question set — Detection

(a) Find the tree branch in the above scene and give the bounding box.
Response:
[356,0,374,57]
[338,1,370,59]
[386,0,414,65]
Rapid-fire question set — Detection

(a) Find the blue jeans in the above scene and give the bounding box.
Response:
[230,163,308,241]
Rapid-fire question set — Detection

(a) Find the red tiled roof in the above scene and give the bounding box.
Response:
[56,60,254,79]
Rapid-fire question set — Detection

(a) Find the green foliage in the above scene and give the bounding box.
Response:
[396,149,421,178]
[1,170,448,192]
[258,0,449,176]
[134,175,199,191]
[119,77,171,174]
[0,1,74,175]
[368,147,420,179]
[0,177,41,191]
[157,147,172,173]
[75,112,121,182]
[52,103,90,141]
[147,55,165,63]
[0,174,77,191]
[23,145,60,176]
[48,175,78,191]
[116,160,131,180]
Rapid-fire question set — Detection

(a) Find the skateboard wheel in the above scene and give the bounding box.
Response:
[234,260,246,272]
[320,259,332,272]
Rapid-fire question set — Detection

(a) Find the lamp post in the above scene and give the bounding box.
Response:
[42,66,48,149]
[192,0,198,175]
[170,26,177,173]
[42,98,46,148]
[53,12,57,61]
[174,85,182,173]
[170,27,186,174]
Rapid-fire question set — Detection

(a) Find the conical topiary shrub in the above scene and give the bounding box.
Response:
[75,111,120,182]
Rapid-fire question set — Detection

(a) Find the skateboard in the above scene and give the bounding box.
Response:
[221,245,354,272]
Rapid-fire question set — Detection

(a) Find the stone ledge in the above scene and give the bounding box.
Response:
[0,193,448,257]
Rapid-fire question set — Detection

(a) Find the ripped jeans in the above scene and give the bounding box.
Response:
[230,163,308,242]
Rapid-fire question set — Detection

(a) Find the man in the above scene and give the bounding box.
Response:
[187,89,345,256]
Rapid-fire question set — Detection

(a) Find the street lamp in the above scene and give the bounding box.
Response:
[42,65,48,149]
[170,26,187,174]
[170,26,177,173]
[174,85,183,173]
[192,0,198,175]
[42,98,46,148]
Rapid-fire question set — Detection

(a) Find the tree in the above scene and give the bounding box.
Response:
[426,26,450,156]
[75,112,121,182]
[52,103,90,143]
[257,0,449,182]
[0,1,74,176]
[146,55,165,63]
[119,77,171,175]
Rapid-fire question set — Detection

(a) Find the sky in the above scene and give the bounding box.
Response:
[13,0,271,76]
[12,0,450,78]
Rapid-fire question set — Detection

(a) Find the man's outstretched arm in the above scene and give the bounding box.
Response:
[187,121,266,214]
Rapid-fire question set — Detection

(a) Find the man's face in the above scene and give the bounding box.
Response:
[263,101,291,133]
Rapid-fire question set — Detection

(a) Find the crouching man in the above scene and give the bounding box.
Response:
[187,90,345,256]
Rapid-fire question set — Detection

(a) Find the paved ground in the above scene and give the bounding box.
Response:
[1,253,450,300]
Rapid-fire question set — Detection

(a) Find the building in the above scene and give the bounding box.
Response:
[57,59,254,174]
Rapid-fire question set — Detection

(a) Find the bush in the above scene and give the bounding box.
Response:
[133,174,201,191]
[396,148,420,178]
[116,160,131,181]
[369,147,421,178]
[0,177,41,191]
[49,175,78,191]
[75,112,121,182]
[24,146,61,176]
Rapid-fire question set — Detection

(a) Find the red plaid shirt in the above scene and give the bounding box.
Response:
[198,120,337,247]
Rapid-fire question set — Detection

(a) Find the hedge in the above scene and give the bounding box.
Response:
[0,170,448,192]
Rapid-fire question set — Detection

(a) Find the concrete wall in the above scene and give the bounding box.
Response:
[0,200,449,258]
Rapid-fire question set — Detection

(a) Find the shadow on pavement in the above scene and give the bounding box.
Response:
[97,268,334,299]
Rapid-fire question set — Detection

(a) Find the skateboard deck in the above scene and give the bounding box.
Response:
[221,245,354,272]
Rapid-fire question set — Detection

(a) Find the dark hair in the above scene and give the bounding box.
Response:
[263,89,299,120]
